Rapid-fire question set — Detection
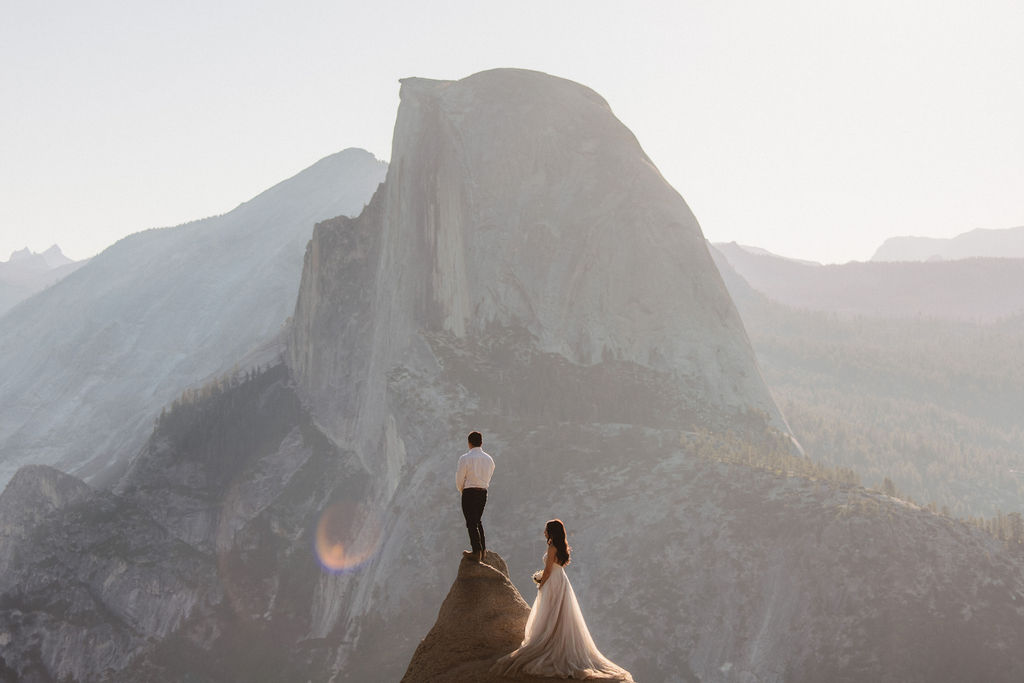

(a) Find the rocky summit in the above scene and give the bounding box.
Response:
[401,552,530,682]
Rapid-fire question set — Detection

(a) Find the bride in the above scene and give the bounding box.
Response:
[493,519,633,681]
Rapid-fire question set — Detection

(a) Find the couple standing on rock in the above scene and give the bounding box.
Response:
[456,431,633,681]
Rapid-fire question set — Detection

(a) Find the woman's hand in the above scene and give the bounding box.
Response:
[537,544,557,588]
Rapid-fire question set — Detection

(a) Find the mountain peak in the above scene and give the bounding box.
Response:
[398,68,610,109]
[7,247,32,263]
[40,244,73,268]
[3,244,72,269]
[0,244,87,318]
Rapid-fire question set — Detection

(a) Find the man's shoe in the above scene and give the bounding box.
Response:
[462,549,476,558]
[478,549,487,563]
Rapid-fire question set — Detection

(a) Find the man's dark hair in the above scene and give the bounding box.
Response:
[468,431,483,448]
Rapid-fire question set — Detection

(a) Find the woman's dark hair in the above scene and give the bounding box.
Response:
[545,519,571,566]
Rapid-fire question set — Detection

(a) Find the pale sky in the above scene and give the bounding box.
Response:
[2,0,1021,264]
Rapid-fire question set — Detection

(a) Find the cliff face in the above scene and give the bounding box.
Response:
[0,466,216,682]
[0,465,93,585]
[288,69,786,475]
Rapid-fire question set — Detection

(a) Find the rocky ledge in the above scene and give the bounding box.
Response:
[402,551,634,682]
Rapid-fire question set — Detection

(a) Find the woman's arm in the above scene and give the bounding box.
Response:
[538,545,557,588]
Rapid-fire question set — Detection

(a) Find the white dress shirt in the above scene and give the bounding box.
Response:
[456,447,495,491]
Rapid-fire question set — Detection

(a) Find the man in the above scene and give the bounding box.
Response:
[456,431,495,563]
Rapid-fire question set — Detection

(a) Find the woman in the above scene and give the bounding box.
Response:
[493,519,633,681]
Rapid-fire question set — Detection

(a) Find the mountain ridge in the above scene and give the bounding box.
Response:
[0,148,386,487]
[0,245,87,317]
[872,224,1024,261]
[713,240,1024,321]
[709,246,1024,518]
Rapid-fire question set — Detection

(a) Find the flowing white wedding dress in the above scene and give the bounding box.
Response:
[493,557,633,680]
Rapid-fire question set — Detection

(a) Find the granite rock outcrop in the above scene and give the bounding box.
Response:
[288,69,789,481]
[402,552,634,682]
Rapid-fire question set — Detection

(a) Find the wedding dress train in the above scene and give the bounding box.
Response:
[493,560,633,680]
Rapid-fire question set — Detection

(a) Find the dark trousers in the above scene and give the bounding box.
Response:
[461,488,488,552]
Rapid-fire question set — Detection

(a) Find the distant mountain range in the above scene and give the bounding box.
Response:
[0,149,386,487]
[709,245,1024,518]
[713,241,1024,321]
[0,245,87,316]
[872,225,1024,261]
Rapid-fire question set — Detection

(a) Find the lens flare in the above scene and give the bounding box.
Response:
[315,502,382,573]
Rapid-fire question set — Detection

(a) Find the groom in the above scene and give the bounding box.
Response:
[456,431,495,563]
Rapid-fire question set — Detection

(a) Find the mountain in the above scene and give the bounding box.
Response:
[7,245,75,269]
[3,69,1024,683]
[709,249,1024,519]
[0,245,87,317]
[0,67,791,682]
[872,225,1024,262]
[289,71,786,453]
[3,376,1023,682]
[713,241,1024,321]
[0,149,386,487]
[280,67,791,677]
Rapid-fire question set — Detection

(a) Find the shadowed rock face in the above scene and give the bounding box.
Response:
[0,465,93,585]
[0,365,373,683]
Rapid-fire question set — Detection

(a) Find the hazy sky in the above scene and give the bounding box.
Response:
[2,0,1021,264]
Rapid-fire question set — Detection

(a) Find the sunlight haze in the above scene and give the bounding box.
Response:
[2,0,1021,263]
